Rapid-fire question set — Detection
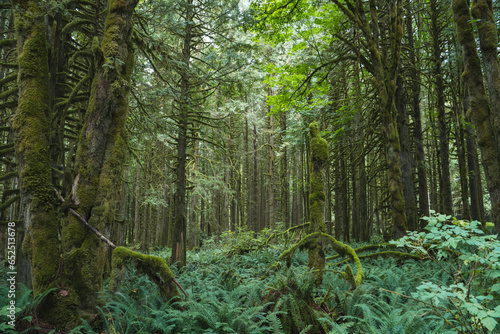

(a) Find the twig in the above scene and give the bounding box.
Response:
[54,189,117,248]
[54,188,189,300]
[173,278,189,299]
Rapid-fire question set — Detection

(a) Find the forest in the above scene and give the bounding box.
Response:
[1,0,500,333]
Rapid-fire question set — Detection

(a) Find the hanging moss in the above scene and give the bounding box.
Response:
[109,247,180,301]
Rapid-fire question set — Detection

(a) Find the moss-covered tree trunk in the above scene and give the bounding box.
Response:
[453,0,500,237]
[59,0,138,327]
[470,0,500,233]
[472,0,500,144]
[308,122,328,285]
[13,0,60,308]
[395,68,417,231]
[332,0,407,239]
[431,0,453,216]
[407,0,430,222]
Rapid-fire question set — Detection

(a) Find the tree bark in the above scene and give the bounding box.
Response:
[308,122,328,285]
[472,0,500,150]
[171,0,193,268]
[431,0,453,215]
[396,70,417,231]
[453,0,500,236]
[407,4,429,221]
[13,0,60,321]
[15,0,139,328]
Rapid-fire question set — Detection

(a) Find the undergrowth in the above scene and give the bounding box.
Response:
[5,217,499,333]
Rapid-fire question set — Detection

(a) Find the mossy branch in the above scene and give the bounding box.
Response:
[326,243,396,260]
[2,189,19,197]
[0,39,16,49]
[263,222,310,245]
[330,251,425,267]
[0,86,17,100]
[109,247,182,301]
[0,195,20,212]
[0,74,17,88]
[317,232,363,288]
[278,232,364,288]
[0,146,15,157]
[0,100,17,110]
[61,19,94,35]
[54,189,187,300]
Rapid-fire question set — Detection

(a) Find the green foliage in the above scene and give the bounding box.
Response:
[57,224,500,333]
[262,269,327,334]
[331,258,453,334]
[220,225,275,256]
[0,265,58,333]
[392,214,500,333]
[90,247,288,333]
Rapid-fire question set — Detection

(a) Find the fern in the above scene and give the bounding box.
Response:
[337,257,455,333]
[70,232,482,334]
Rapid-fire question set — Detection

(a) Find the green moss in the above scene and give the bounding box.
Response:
[341,264,356,289]
[278,232,363,288]
[58,0,138,324]
[326,243,396,260]
[332,251,424,269]
[13,0,60,304]
[304,122,330,283]
[38,287,80,330]
[109,247,180,300]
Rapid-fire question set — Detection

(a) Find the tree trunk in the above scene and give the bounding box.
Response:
[308,122,328,285]
[170,0,193,267]
[454,88,471,220]
[279,112,290,227]
[464,85,485,221]
[133,163,141,244]
[13,0,60,322]
[472,0,500,150]
[251,123,259,230]
[407,4,429,221]
[431,0,453,215]
[396,70,417,231]
[53,0,137,327]
[453,0,500,236]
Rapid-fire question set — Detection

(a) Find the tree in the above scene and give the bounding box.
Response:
[453,0,500,237]
[11,0,139,328]
[308,122,328,284]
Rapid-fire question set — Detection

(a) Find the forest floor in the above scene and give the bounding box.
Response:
[2,221,499,333]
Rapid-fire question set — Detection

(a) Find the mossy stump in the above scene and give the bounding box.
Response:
[109,247,180,301]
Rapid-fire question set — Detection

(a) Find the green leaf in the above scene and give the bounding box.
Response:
[481,317,497,332]
[490,283,500,292]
